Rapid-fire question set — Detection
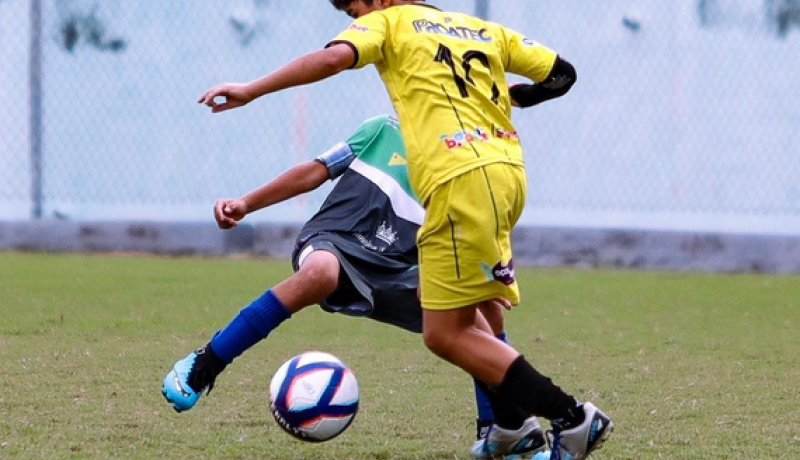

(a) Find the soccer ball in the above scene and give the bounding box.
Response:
[269,351,359,442]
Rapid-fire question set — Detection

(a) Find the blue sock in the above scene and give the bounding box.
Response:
[210,289,291,364]
[474,331,509,422]
[496,331,508,344]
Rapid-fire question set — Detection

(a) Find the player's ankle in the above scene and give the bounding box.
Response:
[476,418,492,440]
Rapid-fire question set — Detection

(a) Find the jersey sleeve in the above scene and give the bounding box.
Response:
[326,12,389,69]
[315,115,390,179]
[315,141,355,180]
[345,115,390,156]
[492,23,558,83]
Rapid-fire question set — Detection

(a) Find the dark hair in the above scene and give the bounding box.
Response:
[329,0,374,10]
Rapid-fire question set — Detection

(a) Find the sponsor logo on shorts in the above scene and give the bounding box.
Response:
[479,259,516,285]
[440,127,489,150]
[492,260,516,285]
[355,233,382,252]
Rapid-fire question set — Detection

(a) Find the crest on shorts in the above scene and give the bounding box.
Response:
[375,221,397,245]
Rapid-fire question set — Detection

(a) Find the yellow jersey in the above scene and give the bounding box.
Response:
[328,4,557,203]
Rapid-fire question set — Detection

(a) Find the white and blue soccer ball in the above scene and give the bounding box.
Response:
[269,351,359,442]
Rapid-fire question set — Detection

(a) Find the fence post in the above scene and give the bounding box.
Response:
[30,0,43,219]
[475,0,489,19]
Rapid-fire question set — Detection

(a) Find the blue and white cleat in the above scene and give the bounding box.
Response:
[530,450,552,460]
[470,416,548,460]
[549,402,613,460]
[161,344,227,413]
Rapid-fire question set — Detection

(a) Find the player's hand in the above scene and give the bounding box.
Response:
[490,297,515,311]
[214,198,248,229]
[198,83,253,113]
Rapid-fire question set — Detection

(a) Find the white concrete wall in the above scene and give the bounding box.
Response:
[1,0,798,235]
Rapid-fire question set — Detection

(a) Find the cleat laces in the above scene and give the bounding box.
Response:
[547,429,570,460]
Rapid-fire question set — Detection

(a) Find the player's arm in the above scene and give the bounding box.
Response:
[494,24,577,108]
[214,161,330,229]
[509,55,576,108]
[214,135,362,229]
[199,11,386,113]
[199,44,356,113]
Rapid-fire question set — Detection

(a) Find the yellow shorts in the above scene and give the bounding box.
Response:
[417,163,527,310]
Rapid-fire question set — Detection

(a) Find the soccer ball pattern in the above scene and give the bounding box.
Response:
[269,351,359,442]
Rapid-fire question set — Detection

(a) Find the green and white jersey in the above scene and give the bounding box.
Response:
[293,115,424,269]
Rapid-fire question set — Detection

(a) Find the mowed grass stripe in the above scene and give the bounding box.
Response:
[1,252,798,460]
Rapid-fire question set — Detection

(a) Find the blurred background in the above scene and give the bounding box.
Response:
[1,0,799,270]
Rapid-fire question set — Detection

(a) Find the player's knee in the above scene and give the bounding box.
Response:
[296,255,339,295]
[422,328,456,358]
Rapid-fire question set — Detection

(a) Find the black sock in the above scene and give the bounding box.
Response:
[187,342,228,393]
[495,356,584,425]
[474,379,529,430]
[476,418,492,440]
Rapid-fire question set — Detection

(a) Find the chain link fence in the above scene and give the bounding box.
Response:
[1,0,799,235]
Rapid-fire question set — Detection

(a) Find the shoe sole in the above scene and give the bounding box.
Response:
[472,429,546,460]
[585,422,614,458]
[474,452,544,460]
[503,449,548,460]
[161,389,184,413]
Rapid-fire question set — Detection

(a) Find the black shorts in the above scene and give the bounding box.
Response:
[291,236,422,333]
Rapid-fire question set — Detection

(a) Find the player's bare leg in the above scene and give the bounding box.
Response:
[422,303,517,385]
[271,250,340,312]
[162,250,340,412]
[423,301,612,459]
[422,304,544,459]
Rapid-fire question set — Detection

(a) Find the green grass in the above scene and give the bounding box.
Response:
[1,252,799,459]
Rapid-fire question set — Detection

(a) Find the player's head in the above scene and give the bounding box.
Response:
[329,0,423,19]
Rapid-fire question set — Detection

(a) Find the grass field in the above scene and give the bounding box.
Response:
[1,251,799,460]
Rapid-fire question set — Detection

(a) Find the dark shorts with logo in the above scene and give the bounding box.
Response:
[291,235,422,333]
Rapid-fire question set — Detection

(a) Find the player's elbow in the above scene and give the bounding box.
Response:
[319,43,356,73]
[553,57,577,94]
[511,57,577,108]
